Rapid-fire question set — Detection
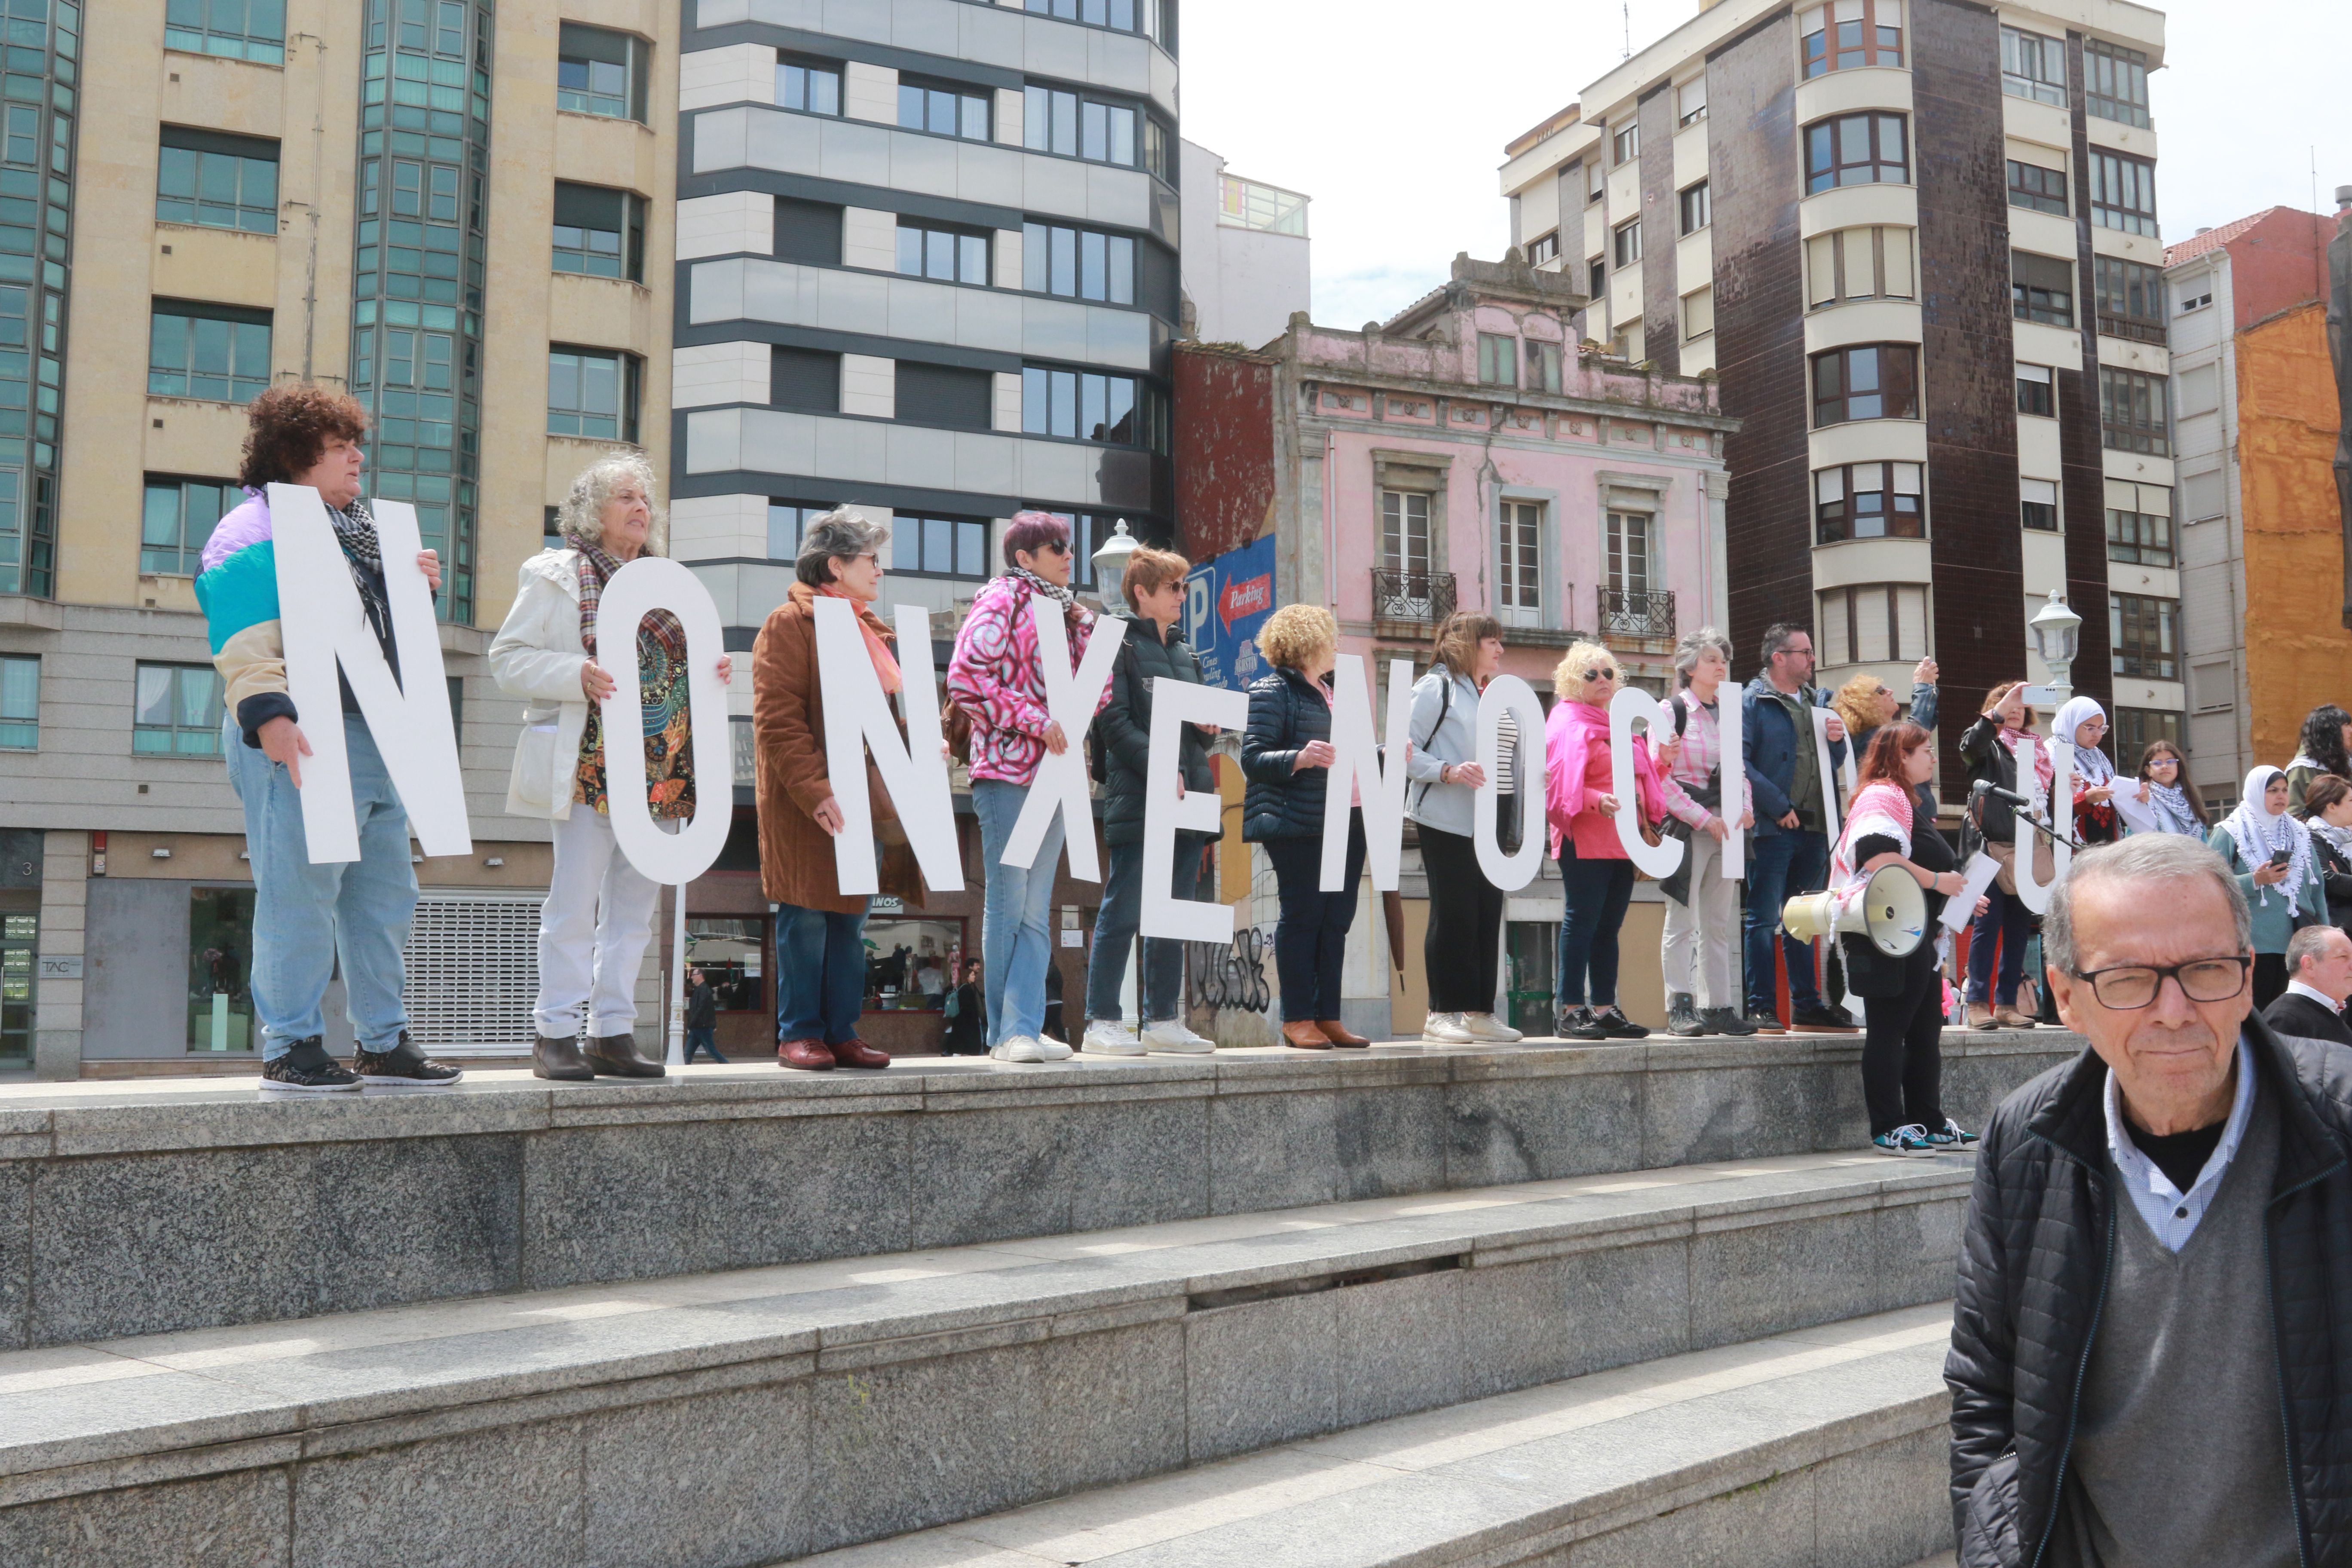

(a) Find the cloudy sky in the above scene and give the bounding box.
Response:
[1179,0,2352,331]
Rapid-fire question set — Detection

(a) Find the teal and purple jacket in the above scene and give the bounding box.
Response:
[193,488,297,748]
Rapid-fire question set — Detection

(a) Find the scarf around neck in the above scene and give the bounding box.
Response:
[821,585,900,694]
[2223,765,2312,916]
[1831,779,1915,891]
[2145,778,2203,836]
[2000,722,2056,799]
[1008,563,1077,613]
[573,542,694,819]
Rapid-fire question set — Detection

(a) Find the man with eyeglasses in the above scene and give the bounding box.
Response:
[1739,622,1851,1032]
[1949,833,2352,1568]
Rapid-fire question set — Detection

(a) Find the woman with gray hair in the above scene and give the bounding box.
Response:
[751,507,924,1070]
[1652,628,1756,1036]
[490,450,732,1080]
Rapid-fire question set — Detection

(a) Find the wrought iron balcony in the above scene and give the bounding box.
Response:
[1599,587,1676,642]
[1371,567,1456,628]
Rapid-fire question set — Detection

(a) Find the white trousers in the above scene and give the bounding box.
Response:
[534,806,662,1038]
[1660,829,1740,1011]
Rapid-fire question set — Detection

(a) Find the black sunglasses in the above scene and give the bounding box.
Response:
[1041,539,1073,556]
[1582,667,1619,682]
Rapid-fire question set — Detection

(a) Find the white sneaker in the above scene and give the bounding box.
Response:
[1140,1020,1214,1054]
[1036,1033,1074,1061]
[991,1036,1047,1063]
[1462,1012,1523,1043]
[1421,1012,1474,1044]
[1081,1020,1146,1056]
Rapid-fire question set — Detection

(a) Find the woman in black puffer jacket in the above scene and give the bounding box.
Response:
[1240,604,1367,1050]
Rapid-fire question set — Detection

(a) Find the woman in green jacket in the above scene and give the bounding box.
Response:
[2209,764,2328,1009]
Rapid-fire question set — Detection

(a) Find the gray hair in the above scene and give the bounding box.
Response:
[796,507,891,587]
[556,449,665,555]
[1674,625,1733,689]
[2044,834,2252,977]
[2287,921,2346,977]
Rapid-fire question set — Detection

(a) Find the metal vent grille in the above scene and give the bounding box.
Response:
[403,893,547,1056]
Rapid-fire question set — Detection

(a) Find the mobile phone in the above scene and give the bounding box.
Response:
[2270,848,2294,868]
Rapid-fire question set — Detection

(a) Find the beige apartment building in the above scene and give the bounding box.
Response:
[0,0,678,1075]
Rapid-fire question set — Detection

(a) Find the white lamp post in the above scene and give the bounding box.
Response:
[2023,589,2082,710]
[1090,518,1139,603]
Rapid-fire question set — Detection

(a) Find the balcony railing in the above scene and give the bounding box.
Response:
[1372,567,1456,628]
[1599,587,1676,641]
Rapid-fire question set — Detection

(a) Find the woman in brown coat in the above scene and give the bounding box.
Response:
[752,508,922,1070]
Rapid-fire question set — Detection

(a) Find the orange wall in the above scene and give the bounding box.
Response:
[2239,301,2352,766]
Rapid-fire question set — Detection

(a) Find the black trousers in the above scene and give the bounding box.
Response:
[1862,943,1945,1137]
[1419,824,1504,1013]
[1264,811,1367,1023]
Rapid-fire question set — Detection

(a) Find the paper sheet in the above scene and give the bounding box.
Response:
[1941,851,2006,933]
[2110,780,2161,834]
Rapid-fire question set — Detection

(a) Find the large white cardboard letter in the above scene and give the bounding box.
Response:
[1718,692,1746,880]
[1139,677,1249,942]
[2012,736,2074,914]
[594,557,731,885]
[1608,686,1685,879]
[815,600,964,897]
[1323,655,1412,891]
[1474,675,1549,890]
[1001,603,1125,880]
[270,484,470,864]
[1811,705,1846,843]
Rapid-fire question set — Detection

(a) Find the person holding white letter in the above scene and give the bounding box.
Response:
[1544,642,1664,1041]
[1653,628,1757,1038]
[490,452,731,1080]
[197,383,461,1092]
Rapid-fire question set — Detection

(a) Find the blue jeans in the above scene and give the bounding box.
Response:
[1085,833,1207,1024]
[774,901,869,1044]
[1556,851,1635,1007]
[224,712,417,1059]
[1743,828,1828,1015]
[972,778,1066,1046]
[1966,882,2033,1008]
[684,1026,726,1063]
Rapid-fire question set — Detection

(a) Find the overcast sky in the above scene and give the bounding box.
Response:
[1179,0,2352,332]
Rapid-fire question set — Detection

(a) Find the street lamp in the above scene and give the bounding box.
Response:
[2024,589,2082,709]
[1090,517,1139,600]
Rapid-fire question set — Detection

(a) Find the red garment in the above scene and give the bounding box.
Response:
[1544,698,1665,860]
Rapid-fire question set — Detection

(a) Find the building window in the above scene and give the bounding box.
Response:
[0,653,32,749]
[897,362,993,431]
[2011,252,2075,327]
[2107,505,2174,566]
[2017,364,2054,417]
[1677,76,1707,126]
[892,514,991,579]
[1678,181,1710,235]
[1022,0,1158,36]
[771,346,840,413]
[1586,159,1604,204]
[1804,225,1916,306]
[149,300,273,404]
[1022,222,1135,302]
[1805,112,1908,193]
[1815,461,1924,543]
[2089,151,2158,236]
[775,198,843,266]
[1605,509,1652,597]
[2100,366,2168,455]
[2006,159,2069,216]
[1477,333,1517,386]
[134,663,224,755]
[1800,0,1903,76]
[2111,592,2178,680]
[1613,219,1642,269]
[777,55,841,115]
[2021,478,2059,532]
[2085,38,2151,127]
[1819,584,1929,665]
[1525,338,1562,393]
[1024,83,1141,167]
[552,183,645,282]
[899,222,989,285]
[2177,285,2214,315]
[547,346,639,442]
[2000,25,2067,104]
[2113,705,2180,763]
[1681,286,1714,341]
[141,475,235,576]
[1811,343,1918,426]
[1587,258,1605,300]
[156,127,279,235]
[165,0,285,63]
[2093,257,2166,344]
[1497,500,1543,617]
[1527,231,1560,266]
[1612,122,1639,165]
[766,500,836,560]
[557,23,647,122]
[899,77,990,140]
[1220,174,1307,236]
[1022,365,1164,449]
[1380,489,1430,576]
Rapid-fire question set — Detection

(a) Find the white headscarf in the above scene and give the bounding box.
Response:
[2051,695,2114,784]
[2222,764,2313,916]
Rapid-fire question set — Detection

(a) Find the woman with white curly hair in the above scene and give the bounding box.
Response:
[490,450,732,1081]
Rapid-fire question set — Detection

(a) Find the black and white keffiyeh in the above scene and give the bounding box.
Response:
[2223,764,2314,916]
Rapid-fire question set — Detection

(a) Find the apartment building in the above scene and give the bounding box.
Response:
[0,0,680,1075]
[1498,0,2171,796]
[2165,205,2348,807]
[1176,138,1309,349]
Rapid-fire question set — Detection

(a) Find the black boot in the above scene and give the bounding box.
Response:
[584,1031,666,1078]
[1666,992,1705,1037]
[532,1033,594,1081]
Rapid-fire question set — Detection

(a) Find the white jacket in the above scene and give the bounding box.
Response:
[488,548,591,821]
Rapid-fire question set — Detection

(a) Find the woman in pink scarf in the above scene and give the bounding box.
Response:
[1544,642,1666,1040]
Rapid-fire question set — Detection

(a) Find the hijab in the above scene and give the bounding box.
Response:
[2052,695,2114,785]
[2222,764,2313,916]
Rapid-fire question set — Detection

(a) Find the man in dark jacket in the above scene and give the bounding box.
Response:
[1949,833,2352,1568]
[1740,623,1851,1032]
[2264,924,2352,1048]
[683,966,726,1063]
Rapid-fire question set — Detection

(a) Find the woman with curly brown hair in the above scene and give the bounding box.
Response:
[195,383,462,1091]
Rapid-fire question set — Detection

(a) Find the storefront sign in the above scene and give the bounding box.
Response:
[1182,534,1276,692]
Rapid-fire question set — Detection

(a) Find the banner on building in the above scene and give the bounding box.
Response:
[1183,534,1275,691]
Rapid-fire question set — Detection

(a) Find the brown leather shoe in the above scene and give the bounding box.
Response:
[532,1033,594,1081]
[1316,1019,1372,1048]
[583,1032,666,1078]
[778,1037,836,1071]
[1965,1002,1994,1030]
[1991,1008,2038,1030]
[829,1037,890,1069]
[1280,1021,1333,1049]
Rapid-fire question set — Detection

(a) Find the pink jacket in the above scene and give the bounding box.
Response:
[945,575,1107,786]
[1544,698,1666,860]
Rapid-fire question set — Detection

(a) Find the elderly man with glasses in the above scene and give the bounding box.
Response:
[1948,833,2352,1568]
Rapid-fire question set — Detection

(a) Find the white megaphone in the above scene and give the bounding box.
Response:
[1780,864,1929,957]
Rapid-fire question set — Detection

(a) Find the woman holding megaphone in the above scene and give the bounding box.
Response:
[1830,723,1986,1155]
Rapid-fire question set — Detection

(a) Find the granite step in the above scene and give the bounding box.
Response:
[0,1030,2070,1350]
[0,1148,1975,1566]
[778,1301,1957,1567]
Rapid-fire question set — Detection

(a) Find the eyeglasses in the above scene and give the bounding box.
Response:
[2148,756,2180,769]
[1582,667,1619,682]
[2069,956,2250,1009]
[1041,539,1073,556]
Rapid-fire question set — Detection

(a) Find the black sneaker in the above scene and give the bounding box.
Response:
[353,1033,464,1087]
[1589,1004,1650,1039]
[1702,1008,1758,1037]
[1559,1006,1608,1041]
[1741,1009,1787,1034]
[260,1038,361,1093]
[1666,993,1706,1037]
[1790,1002,1859,1032]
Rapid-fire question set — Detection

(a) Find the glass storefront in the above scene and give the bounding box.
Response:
[684,918,764,1012]
[0,911,33,1066]
[187,886,257,1051]
[862,918,963,1012]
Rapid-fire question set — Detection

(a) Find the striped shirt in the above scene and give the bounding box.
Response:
[1654,690,1751,829]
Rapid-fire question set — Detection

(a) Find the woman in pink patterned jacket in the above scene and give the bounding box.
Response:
[946,511,1109,1063]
